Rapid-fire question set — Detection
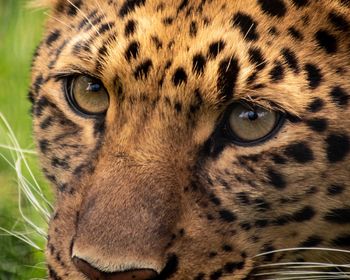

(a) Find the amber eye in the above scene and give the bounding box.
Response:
[66,75,109,115]
[226,103,284,145]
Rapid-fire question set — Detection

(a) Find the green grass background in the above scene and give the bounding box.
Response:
[0,0,51,278]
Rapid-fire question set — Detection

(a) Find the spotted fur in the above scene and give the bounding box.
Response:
[30,0,350,279]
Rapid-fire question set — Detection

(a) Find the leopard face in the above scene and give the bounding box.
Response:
[30,0,350,279]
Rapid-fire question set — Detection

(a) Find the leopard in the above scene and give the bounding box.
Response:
[28,0,350,279]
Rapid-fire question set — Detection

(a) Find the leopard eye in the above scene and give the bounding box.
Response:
[66,75,109,115]
[226,102,284,145]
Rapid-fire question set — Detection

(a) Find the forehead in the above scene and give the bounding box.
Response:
[42,0,345,113]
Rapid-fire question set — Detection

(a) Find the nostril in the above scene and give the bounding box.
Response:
[73,257,158,280]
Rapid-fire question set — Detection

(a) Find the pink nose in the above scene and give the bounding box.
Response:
[73,257,158,280]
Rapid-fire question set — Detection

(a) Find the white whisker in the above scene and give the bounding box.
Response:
[264,276,350,280]
[254,247,350,258]
[44,12,72,30]
[95,0,111,30]
[257,262,350,269]
[0,112,52,251]
[66,0,101,35]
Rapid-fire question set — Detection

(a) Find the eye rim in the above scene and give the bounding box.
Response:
[223,101,285,147]
[64,75,109,118]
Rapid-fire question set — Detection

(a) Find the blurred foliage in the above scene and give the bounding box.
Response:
[0,0,52,279]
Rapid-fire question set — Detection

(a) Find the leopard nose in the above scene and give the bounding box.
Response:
[73,257,158,280]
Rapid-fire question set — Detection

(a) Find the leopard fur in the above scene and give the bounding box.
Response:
[29,0,350,279]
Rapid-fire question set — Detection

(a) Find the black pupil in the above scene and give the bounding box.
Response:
[247,110,258,121]
[87,82,101,92]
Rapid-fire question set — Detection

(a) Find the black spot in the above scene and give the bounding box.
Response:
[119,0,146,18]
[27,90,34,106]
[267,168,286,189]
[192,54,206,75]
[177,0,189,13]
[51,157,69,170]
[173,67,188,86]
[300,235,322,247]
[224,261,244,273]
[324,208,350,224]
[292,0,309,7]
[315,29,337,54]
[306,118,328,132]
[125,41,140,61]
[260,244,275,262]
[255,219,269,227]
[269,62,284,82]
[327,184,345,196]
[222,244,233,252]
[307,98,324,112]
[40,116,54,130]
[98,45,109,59]
[194,273,205,280]
[34,96,52,117]
[268,26,278,35]
[33,74,44,93]
[203,17,210,26]
[67,0,82,16]
[248,47,266,70]
[257,0,287,17]
[217,57,240,101]
[236,192,251,205]
[281,48,299,73]
[134,59,153,80]
[273,215,290,225]
[328,12,349,32]
[246,72,258,85]
[174,102,182,113]
[125,19,137,37]
[189,88,203,115]
[48,265,61,280]
[232,12,259,41]
[209,193,221,206]
[163,17,174,25]
[288,26,304,41]
[292,206,315,222]
[254,198,270,211]
[240,222,251,230]
[326,134,350,163]
[98,22,114,34]
[39,139,49,153]
[94,119,105,135]
[330,86,349,107]
[190,21,198,37]
[219,209,237,223]
[151,36,163,50]
[46,30,61,46]
[304,63,322,89]
[271,154,287,164]
[78,17,90,30]
[157,254,178,279]
[210,269,223,280]
[332,234,350,247]
[208,40,226,59]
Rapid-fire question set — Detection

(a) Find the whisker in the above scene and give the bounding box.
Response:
[243,23,255,41]
[257,262,350,269]
[94,0,111,30]
[254,271,350,276]
[0,144,36,154]
[44,12,72,30]
[264,276,350,280]
[66,0,101,35]
[254,247,350,258]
